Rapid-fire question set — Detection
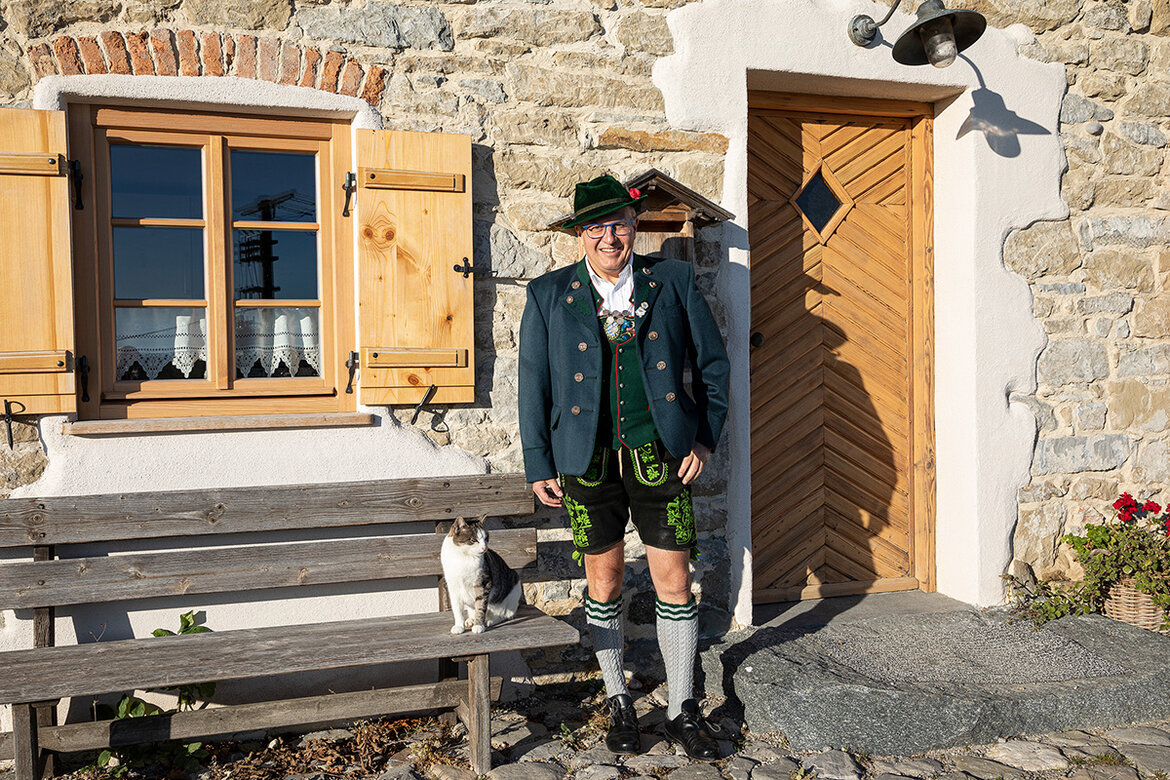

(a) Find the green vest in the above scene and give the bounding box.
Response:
[582,263,659,451]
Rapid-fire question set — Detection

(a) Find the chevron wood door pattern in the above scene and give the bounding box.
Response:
[748,98,935,604]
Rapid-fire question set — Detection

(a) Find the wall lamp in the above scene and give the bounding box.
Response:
[849,0,987,68]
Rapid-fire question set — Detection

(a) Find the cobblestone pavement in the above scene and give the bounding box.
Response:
[7,679,1170,780]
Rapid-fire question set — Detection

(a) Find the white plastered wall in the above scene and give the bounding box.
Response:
[0,77,487,731]
[654,0,1067,625]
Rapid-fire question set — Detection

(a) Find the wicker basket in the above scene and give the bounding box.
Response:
[1103,578,1169,633]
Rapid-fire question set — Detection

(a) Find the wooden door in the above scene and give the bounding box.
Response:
[747,93,935,604]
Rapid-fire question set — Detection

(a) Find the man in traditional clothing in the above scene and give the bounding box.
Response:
[518,174,730,758]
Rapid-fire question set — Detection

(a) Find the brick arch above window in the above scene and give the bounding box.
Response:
[28,30,388,109]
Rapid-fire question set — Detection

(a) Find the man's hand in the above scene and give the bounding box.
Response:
[678,442,710,485]
[532,478,564,507]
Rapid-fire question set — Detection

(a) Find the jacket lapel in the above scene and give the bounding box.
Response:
[560,259,600,334]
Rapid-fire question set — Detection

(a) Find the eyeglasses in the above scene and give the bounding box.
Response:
[581,220,636,239]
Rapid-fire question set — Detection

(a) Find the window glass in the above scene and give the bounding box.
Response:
[233,229,318,300]
[114,306,208,380]
[235,307,321,378]
[113,226,205,299]
[111,144,202,219]
[231,151,317,222]
[795,169,843,234]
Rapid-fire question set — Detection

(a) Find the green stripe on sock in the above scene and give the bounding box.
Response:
[655,598,697,621]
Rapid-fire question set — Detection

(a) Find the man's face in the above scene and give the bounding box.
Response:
[578,206,637,279]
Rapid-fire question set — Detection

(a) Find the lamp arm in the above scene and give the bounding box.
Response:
[849,0,907,46]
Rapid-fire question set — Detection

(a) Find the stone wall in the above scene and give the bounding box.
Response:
[972,0,1169,585]
[0,0,732,675]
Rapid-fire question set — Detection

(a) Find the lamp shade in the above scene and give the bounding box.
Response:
[892,0,986,66]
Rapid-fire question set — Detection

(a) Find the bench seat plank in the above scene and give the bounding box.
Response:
[0,606,577,705]
[0,529,537,609]
[0,474,532,548]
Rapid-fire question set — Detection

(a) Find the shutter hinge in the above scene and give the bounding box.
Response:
[452,257,484,278]
[77,356,90,403]
[3,399,25,449]
[68,160,83,210]
[410,384,438,425]
[345,350,359,394]
[341,172,357,217]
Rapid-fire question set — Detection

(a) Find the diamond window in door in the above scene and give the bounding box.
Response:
[790,161,853,244]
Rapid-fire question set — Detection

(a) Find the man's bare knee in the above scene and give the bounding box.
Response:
[584,542,626,601]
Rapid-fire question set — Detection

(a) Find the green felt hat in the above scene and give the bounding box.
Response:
[563,174,648,229]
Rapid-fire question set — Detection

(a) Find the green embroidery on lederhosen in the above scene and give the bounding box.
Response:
[666,488,696,545]
[631,442,668,487]
[575,446,608,488]
[562,490,594,558]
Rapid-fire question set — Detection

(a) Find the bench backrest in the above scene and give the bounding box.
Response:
[0,473,534,611]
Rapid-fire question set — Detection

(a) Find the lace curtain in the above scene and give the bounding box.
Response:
[115,307,319,380]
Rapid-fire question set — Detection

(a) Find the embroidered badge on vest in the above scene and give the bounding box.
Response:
[600,308,635,344]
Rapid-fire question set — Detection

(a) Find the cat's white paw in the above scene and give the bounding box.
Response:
[450,624,466,635]
[471,624,486,634]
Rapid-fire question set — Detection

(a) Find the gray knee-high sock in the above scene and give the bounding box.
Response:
[656,597,698,719]
[585,591,628,699]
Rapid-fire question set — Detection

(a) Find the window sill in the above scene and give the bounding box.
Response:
[63,412,377,436]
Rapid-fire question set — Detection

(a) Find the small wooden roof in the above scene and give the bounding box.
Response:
[547,168,735,232]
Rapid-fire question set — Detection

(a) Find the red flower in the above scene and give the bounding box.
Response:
[1120,509,1134,523]
[1114,492,1137,510]
[1145,501,1162,513]
[628,187,641,199]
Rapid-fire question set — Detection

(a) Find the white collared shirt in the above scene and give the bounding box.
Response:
[585,260,634,315]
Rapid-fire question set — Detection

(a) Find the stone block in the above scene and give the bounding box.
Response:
[1095,178,1155,208]
[298,47,320,87]
[1033,434,1130,475]
[1092,38,1149,74]
[477,222,553,279]
[0,46,31,93]
[183,0,292,30]
[1079,71,1127,101]
[1065,134,1103,165]
[1133,296,1170,337]
[1119,121,1167,148]
[506,62,664,111]
[1014,501,1066,569]
[667,155,724,201]
[1107,380,1170,432]
[1083,249,1154,293]
[1075,292,1134,315]
[1130,0,1154,30]
[593,126,728,153]
[1062,166,1095,211]
[298,4,453,51]
[256,36,279,81]
[1061,93,1115,123]
[1003,220,1082,278]
[1127,82,1170,116]
[503,197,565,232]
[77,36,107,74]
[1102,134,1163,177]
[1075,401,1107,431]
[201,33,224,77]
[53,37,83,75]
[1069,477,1118,501]
[985,740,1069,770]
[1135,438,1170,483]
[453,8,600,44]
[1084,2,1130,30]
[495,149,597,198]
[614,11,674,56]
[27,43,57,79]
[1037,339,1109,385]
[487,108,578,147]
[952,0,1082,32]
[126,30,155,75]
[459,78,506,104]
[5,0,119,38]
[1086,216,1170,248]
[1118,344,1170,377]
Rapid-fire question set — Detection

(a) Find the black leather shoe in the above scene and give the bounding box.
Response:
[663,699,718,760]
[604,693,641,755]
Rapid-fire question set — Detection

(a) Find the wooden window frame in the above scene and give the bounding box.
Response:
[68,105,355,420]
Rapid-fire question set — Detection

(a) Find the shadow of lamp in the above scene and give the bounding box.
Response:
[849,0,987,68]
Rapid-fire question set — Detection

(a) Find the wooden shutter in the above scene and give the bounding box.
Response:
[0,108,75,414]
[355,130,474,405]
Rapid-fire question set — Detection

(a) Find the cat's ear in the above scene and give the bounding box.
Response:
[475,513,488,524]
[453,516,467,529]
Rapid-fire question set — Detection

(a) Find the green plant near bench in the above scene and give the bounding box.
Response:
[1008,492,1170,630]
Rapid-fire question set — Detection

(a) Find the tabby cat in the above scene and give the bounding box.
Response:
[440,515,521,634]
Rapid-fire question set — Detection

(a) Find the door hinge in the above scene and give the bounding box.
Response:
[452,257,485,278]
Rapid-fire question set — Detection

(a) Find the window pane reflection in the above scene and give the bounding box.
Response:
[231,150,317,222]
[114,226,204,299]
[235,307,320,378]
[115,306,207,380]
[111,144,202,219]
[233,229,318,300]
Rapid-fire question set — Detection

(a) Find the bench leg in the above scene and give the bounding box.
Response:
[12,703,39,780]
[465,654,491,775]
[33,702,56,778]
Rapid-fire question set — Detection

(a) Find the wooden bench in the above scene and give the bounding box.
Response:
[0,473,577,780]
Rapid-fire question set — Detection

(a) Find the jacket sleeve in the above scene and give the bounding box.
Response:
[684,264,730,452]
[518,282,558,483]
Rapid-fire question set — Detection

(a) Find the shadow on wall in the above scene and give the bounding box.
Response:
[955,55,1050,158]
